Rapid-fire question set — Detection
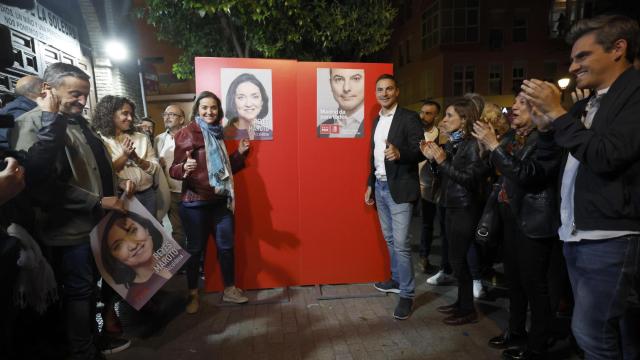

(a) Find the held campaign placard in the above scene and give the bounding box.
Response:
[90,196,190,310]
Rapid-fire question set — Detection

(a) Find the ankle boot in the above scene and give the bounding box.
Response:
[186,289,199,314]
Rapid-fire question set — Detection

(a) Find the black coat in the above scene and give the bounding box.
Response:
[368,107,424,204]
[490,131,561,238]
[437,138,489,209]
[538,67,640,232]
[0,96,37,150]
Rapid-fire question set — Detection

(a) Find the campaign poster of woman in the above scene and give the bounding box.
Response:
[221,68,274,140]
[90,197,190,310]
[316,68,365,138]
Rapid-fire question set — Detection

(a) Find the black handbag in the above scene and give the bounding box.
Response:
[475,182,501,247]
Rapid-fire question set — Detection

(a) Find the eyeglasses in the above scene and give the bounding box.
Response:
[162,112,182,119]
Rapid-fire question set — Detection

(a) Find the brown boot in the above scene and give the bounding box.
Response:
[186,289,199,314]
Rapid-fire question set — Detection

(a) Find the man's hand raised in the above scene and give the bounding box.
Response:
[36,89,60,114]
[520,79,567,120]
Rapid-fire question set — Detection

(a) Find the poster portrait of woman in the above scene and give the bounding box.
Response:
[221,68,274,140]
[90,197,190,310]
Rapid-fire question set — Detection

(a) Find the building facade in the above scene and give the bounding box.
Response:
[0,0,144,120]
[390,0,573,109]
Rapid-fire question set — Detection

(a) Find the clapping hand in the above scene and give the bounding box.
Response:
[521,79,567,120]
[121,136,138,159]
[571,88,591,104]
[472,121,499,151]
[530,106,554,132]
[422,142,446,164]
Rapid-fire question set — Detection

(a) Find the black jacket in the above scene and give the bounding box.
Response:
[537,67,640,232]
[491,131,561,238]
[0,96,37,150]
[368,107,424,204]
[437,138,489,208]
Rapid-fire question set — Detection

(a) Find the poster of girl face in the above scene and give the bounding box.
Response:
[90,196,190,310]
[221,68,274,140]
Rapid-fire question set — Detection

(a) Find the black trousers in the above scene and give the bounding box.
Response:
[445,205,479,313]
[499,202,554,353]
[419,199,438,258]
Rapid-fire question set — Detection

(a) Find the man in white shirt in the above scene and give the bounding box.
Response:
[522,15,640,359]
[365,74,423,320]
[155,104,186,246]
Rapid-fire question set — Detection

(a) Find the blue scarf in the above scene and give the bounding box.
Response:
[448,129,465,143]
[195,117,234,209]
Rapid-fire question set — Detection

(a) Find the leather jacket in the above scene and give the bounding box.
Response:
[169,122,245,203]
[490,130,561,238]
[436,138,489,208]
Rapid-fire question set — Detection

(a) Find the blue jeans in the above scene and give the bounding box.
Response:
[52,243,99,360]
[179,201,236,289]
[564,236,640,360]
[375,180,415,299]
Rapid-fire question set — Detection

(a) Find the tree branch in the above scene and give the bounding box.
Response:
[218,11,244,57]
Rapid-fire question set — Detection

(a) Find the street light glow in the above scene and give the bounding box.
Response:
[557,77,571,90]
[105,40,128,61]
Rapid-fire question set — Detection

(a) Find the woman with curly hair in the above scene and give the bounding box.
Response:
[93,95,159,216]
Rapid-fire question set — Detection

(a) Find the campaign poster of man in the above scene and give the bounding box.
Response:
[221,68,274,140]
[316,68,365,138]
[90,197,190,310]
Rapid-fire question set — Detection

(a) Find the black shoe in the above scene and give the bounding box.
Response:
[436,302,459,314]
[393,297,413,320]
[502,347,547,360]
[97,336,131,355]
[442,310,478,325]
[489,329,528,349]
[374,280,400,294]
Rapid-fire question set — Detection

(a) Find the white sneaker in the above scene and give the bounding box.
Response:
[473,279,486,298]
[426,270,454,285]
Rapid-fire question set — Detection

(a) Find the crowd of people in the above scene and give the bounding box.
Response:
[367,14,639,360]
[0,13,638,360]
[0,61,250,359]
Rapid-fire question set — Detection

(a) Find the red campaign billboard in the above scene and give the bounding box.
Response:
[194,58,393,291]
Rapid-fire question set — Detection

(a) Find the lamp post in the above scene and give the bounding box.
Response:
[105,39,148,117]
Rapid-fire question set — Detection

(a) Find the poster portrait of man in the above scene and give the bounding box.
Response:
[316,68,365,138]
[90,197,190,310]
[221,68,274,140]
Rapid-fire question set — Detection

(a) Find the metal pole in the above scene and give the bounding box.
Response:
[137,58,148,117]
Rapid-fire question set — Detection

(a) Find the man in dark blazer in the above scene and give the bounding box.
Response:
[365,74,423,320]
[522,15,640,360]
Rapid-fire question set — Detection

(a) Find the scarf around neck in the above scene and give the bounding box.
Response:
[195,116,235,211]
[448,129,465,143]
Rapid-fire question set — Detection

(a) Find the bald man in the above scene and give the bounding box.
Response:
[155,104,187,246]
[0,75,43,149]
